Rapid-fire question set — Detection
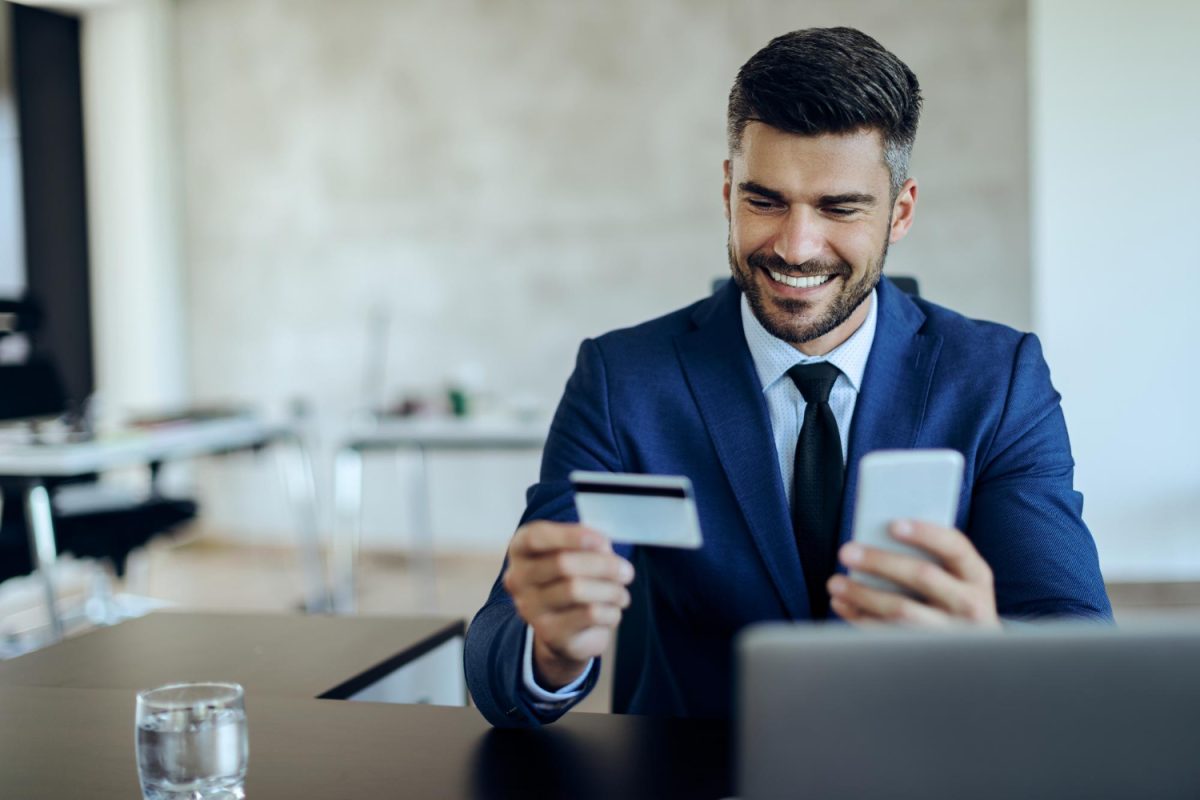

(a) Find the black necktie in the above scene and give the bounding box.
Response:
[787,362,844,621]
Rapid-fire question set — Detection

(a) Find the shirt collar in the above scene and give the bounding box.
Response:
[740,287,878,394]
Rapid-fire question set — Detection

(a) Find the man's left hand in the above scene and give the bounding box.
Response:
[827,520,1000,627]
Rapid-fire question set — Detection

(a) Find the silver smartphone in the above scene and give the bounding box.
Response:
[849,449,964,594]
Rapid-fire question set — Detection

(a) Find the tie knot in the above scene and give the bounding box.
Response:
[787,361,841,404]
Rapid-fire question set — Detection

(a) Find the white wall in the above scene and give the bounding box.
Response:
[1031,0,1200,579]
[72,1,1199,582]
[81,0,189,420]
[172,0,1031,555]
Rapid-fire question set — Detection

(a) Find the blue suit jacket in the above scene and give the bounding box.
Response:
[465,277,1112,727]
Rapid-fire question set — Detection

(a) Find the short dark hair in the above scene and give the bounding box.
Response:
[727,27,923,196]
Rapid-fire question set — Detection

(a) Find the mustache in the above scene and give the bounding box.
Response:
[746,251,851,277]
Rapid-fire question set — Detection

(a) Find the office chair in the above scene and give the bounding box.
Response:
[0,298,197,583]
[887,275,920,297]
[611,273,923,712]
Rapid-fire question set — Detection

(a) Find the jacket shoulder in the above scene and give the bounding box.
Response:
[912,295,1030,361]
[590,294,711,352]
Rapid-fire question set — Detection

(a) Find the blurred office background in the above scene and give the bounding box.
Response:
[1,0,1197,640]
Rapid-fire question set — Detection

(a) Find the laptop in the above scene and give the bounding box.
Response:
[737,622,1200,799]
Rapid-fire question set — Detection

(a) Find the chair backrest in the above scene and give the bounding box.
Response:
[0,298,68,422]
[0,358,68,422]
[887,275,920,297]
[612,549,652,713]
[0,298,43,337]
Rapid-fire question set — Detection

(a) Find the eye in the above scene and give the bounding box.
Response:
[746,198,783,212]
[824,206,858,218]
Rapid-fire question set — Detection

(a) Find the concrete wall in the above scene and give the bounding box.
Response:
[1030,0,1200,579]
[172,0,1031,555]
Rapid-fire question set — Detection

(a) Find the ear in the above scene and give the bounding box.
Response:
[722,160,732,222]
[889,178,918,243]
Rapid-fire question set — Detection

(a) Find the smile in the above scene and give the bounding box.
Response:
[766,270,835,289]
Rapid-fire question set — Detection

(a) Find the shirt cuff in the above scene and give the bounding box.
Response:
[521,624,593,702]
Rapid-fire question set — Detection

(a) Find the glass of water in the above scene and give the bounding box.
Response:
[135,682,248,800]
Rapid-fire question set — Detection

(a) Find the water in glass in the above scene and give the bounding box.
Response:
[135,683,248,800]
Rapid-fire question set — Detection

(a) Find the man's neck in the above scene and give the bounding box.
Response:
[793,293,874,357]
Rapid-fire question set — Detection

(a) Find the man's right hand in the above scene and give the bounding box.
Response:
[503,520,635,690]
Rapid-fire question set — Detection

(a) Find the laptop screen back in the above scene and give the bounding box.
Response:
[737,622,1200,800]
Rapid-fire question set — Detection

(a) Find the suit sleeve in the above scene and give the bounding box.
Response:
[967,333,1113,621]
[464,338,631,727]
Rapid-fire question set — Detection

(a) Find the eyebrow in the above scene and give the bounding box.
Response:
[738,181,788,203]
[738,181,878,207]
[819,192,878,206]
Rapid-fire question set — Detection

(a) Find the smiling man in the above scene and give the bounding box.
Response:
[728,126,904,355]
[465,27,1112,726]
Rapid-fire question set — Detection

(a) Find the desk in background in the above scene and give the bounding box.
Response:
[332,416,547,613]
[0,611,466,705]
[0,416,326,640]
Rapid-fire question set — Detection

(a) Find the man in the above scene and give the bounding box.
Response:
[464,27,1111,727]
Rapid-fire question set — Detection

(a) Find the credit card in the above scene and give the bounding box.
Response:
[570,471,704,549]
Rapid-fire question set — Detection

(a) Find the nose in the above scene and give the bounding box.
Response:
[774,207,825,266]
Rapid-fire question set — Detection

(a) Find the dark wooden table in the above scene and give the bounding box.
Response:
[0,611,464,698]
[1,686,732,798]
[0,612,735,798]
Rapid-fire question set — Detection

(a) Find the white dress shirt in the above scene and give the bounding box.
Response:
[521,289,880,705]
[744,289,878,504]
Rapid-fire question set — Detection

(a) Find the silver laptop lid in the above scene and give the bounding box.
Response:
[737,622,1200,800]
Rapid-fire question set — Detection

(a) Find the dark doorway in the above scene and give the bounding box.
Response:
[11,2,94,414]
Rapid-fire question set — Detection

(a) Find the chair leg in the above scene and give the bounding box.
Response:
[332,447,364,614]
[83,558,120,626]
[24,483,64,642]
[275,435,330,613]
[123,545,153,597]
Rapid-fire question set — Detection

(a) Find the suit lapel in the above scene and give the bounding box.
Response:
[674,283,811,619]
[673,278,942,616]
[839,278,943,550]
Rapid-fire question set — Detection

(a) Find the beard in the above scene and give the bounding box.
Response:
[728,236,888,345]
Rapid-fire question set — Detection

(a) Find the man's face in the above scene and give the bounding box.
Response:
[723,123,916,355]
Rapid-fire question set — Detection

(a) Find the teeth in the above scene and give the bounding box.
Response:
[768,270,833,289]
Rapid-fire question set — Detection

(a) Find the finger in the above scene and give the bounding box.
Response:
[839,543,974,617]
[830,596,867,624]
[538,577,632,613]
[830,597,897,629]
[533,605,624,647]
[510,521,611,558]
[533,608,621,662]
[515,551,635,588]
[890,520,993,586]
[827,574,952,626]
